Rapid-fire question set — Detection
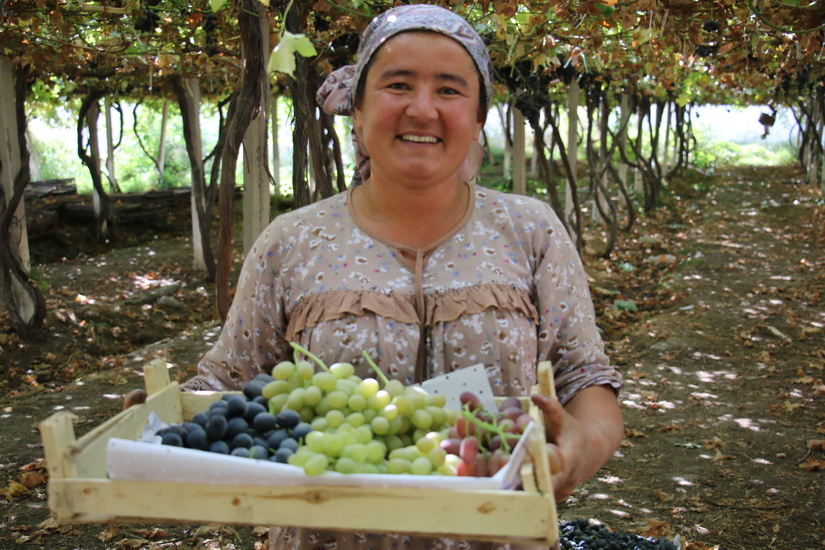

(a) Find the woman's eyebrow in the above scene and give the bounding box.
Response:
[377,68,470,88]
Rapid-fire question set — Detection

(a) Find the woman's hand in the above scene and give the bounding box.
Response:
[123,389,147,410]
[531,385,623,503]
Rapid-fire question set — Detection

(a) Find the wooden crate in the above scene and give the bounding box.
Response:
[39,360,559,546]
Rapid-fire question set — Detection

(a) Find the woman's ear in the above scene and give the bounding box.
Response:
[353,105,364,138]
[473,118,484,141]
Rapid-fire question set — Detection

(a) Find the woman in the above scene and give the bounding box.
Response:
[183,5,622,548]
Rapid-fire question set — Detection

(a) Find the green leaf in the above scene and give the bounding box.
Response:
[613,299,638,312]
[268,31,318,77]
[596,4,615,17]
[210,0,226,12]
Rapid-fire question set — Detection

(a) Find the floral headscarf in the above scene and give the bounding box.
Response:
[316,4,493,186]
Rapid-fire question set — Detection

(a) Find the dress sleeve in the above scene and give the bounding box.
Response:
[531,202,622,406]
[182,222,292,391]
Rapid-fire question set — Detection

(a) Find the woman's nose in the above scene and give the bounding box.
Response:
[405,89,438,120]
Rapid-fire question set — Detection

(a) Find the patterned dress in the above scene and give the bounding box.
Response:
[184,183,622,550]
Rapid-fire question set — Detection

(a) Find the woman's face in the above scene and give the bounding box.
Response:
[353,31,484,189]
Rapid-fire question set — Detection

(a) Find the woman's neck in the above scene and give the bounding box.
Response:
[351,178,471,250]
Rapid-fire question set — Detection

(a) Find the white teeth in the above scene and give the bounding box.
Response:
[400,134,438,143]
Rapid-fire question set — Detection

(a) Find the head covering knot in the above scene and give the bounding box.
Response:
[316,4,492,186]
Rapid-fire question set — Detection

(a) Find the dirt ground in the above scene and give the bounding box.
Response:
[0,165,823,550]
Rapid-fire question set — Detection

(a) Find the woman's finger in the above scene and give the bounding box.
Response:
[546,442,564,475]
[530,393,567,443]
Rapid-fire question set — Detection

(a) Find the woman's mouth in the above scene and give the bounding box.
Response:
[399,134,440,144]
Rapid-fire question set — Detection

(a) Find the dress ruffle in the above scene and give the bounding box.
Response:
[424,283,538,325]
[286,290,418,342]
[286,283,538,341]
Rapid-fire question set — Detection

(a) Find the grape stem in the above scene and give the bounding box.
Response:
[460,405,513,453]
[290,342,329,372]
[361,350,389,386]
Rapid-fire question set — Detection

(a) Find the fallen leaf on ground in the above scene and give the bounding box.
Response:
[37,517,60,530]
[799,457,825,471]
[114,538,150,549]
[703,437,724,449]
[641,519,672,538]
[19,471,47,488]
[652,489,674,502]
[625,428,646,437]
[20,459,46,471]
[133,527,169,540]
[1,481,30,499]
[97,527,118,543]
[807,439,825,451]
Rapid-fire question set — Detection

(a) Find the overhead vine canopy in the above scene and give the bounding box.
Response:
[1,0,823,109]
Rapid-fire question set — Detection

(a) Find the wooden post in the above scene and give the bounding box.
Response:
[86,100,107,236]
[617,94,629,190]
[271,95,281,193]
[662,101,672,177]
[182,76,208,272]
[0,57,29,270]
[242,11,271,253]
[157,99,169,179]
[513,106,526,195]
[499,103,512,179]
[104,96,118,192]
[566,79,579,227]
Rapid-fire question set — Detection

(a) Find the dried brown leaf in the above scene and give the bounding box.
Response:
[703,437,724,449]
[807,439,825,451]
[97,527,118,543]
[20,459,46,472]
[133,527,169,540]
[19,471,47,488]
[652,489,674,502]
[114,538,150,550]
[37,517,60,530]
[641,519,672,538]
[799,457,825,471]
[2,481,29,499]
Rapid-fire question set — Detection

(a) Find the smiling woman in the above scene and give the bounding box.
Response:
[177,5,624,550]
[349,31,484,250]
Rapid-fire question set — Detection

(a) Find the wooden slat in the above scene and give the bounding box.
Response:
[537,361,556,399]
[39,411,79,479]
[49,478,558,544]
[54,381,183,479]
[143,359,171,396]
[180,390,242,419]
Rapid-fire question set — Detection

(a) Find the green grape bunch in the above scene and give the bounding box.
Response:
[153,343,536,479]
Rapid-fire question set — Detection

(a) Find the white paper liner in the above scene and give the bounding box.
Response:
[417,363,499,412]
[107,420,536,491]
